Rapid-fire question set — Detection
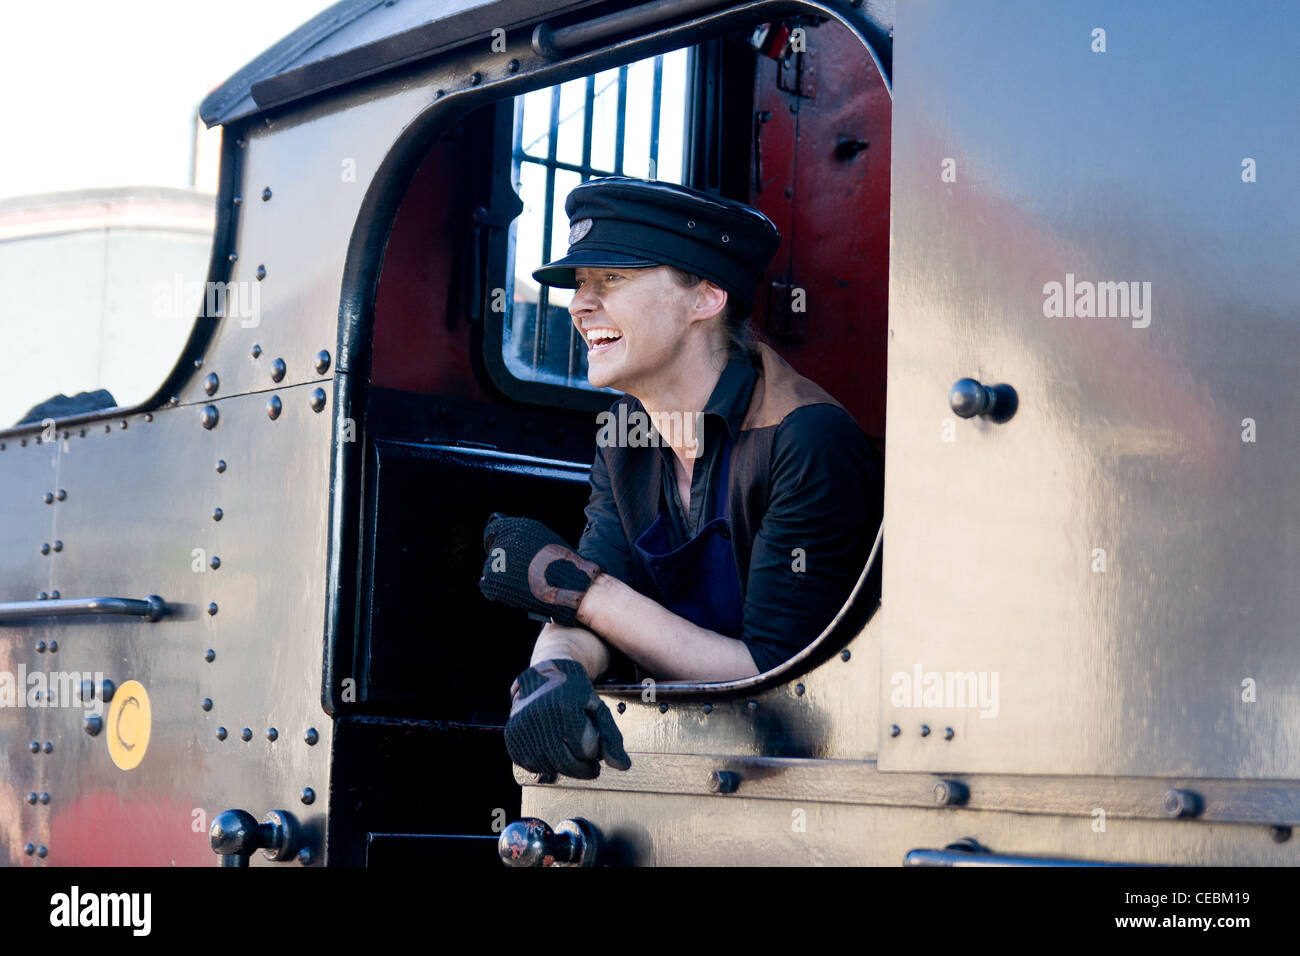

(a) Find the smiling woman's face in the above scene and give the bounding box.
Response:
[569,265,701,394]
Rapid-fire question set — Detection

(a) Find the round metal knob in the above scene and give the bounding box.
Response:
[949,378,1018,422]
[209,809,300,866]
[498,817,598,867]
[949,378,997,418]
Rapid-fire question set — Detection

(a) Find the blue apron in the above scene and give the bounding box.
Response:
[631,435,745,636]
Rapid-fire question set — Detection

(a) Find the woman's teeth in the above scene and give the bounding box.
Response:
[586,329,623,353]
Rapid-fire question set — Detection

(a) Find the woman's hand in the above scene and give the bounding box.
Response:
[478,513,602,626]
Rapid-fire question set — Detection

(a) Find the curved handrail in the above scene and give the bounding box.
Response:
[0,595,166,625]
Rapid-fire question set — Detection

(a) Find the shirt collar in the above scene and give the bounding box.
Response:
[701,346,759,441]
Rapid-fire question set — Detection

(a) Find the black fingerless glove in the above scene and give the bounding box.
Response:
[478,513,602,627]
[504,659,631,780]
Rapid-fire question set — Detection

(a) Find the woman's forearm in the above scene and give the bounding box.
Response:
[530,621,611,680]
[575,573,759,682]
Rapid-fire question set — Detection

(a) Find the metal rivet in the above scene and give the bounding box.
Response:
[56,489,66,500]
[658,702,668,713]
[212,507,223,521]
[261,187,272,201]
[79,680,94,702]
[266,395,282,420]
[209,555,221,570]
[204,649,215,663]
[83,715,102,736]
[945,727,955,740]
[215,459,226,473]
[201,698,213,711]
[920,724,931,737]
[304,728,319,746]
[200,405,219,429]
[890,724,901,737]
[23,843,34,855]
[702,703,713,714]
[37,845,47,858]
[52,540,62,552]
[42,742,52,753]
[26,792,37,805]
[840,649,851,661]
[251,344,262,359]
[240,728,252,742]
[40,543,50,555]
[314,350,331,374]
[203,372,219,396]
[28,741,39,753]
[469,71,482,85]
[144,414,152,422]
[298,847,314,865]
[228,252,238,263]
[1270,825,1292,843]
[267,728,278,742]
[48,639,56,652]
[747,700,757,711]
[508,58,520,73]
[37,592,47,601]
[721,234,729,242]
[300,787,315,805]
[39,793,49,805]
[208,602,218,616]
[255,264,266,281]
[194,357,204,369]
[100,679,115,702]
[36,641,46,653]
[687,220,695,228]
[216,727,227,741]
[43,491,53,504]
[270,358,286,382]
[616,702,626,714]
[310,388,326,413]
[233,194,242,205]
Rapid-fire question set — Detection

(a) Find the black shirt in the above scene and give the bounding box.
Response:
[578,345,883,677]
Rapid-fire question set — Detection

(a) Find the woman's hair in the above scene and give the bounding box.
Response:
[665,266,754,357]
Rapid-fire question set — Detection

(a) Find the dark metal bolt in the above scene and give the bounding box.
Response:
[300,787,315,805]
[298,847,314,866]
[702,703,713,714]
[658,702,668,713]
[794,683,805,696]
[212,507,223,521]
[890,724,901,737]
[1270,825,1292,843]
[1163,789,1202,819]
[36,641,46,653]
[79,679,94,702]
[36,845,47,858]
[215,459,226,473]
[216,727,228,741]
[50,591,58,600]
[240,728,252,742]
[508,58,520,73]
[945,727,955,741]
[267,728,278,742]
[209,555,220,570]
[203,372,219,396]
[204,649,215,663]
[266,395,282,420]
[709,770,740,794]
[37,592,47,600]
[469,71,482,85]
[43,491,53,504]
[920,724,931,737]
[26,792,37,805]
[42,742,52,753]
[261,187,272,201]
[250,344,261,359]
[309,388,326,413]
[52,540,62,552]
[933,780,969,806]
[747,700,758,711]
[47,639,56,652]
[270,358,286,382]
[40,543,50,555]
[232,194,242,205]
[201,698,213,712]
[314,350,331,374]
[100,679,115,702]
[208,602,218,615]
[304,728,319,746]
[56,489,66,500]
[39,793,49,805]
[255,264,266,281]
[200,405,219,429]
[840,649,851,661]
[228,251,238,263]
[616,702,626,713]
[23,844,34,856]
[83,715,102,737]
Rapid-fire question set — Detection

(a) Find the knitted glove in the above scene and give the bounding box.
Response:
[504,659,631,779]
[479,513,602,627]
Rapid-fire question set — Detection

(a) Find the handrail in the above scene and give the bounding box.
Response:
[0,595,166,625]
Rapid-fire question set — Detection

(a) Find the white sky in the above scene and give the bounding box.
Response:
[0,0,339,201]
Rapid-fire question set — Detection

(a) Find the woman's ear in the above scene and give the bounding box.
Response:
[690,280,728,324]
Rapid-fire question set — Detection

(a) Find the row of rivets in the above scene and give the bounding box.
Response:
[42,490,67,504]
[25,792,50,805]
[22,844,47,858]
[39,541,63,554]
[37,591,63,599]
[888,724,956,740]
[34,640,58,653]
[27,741,53,753]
